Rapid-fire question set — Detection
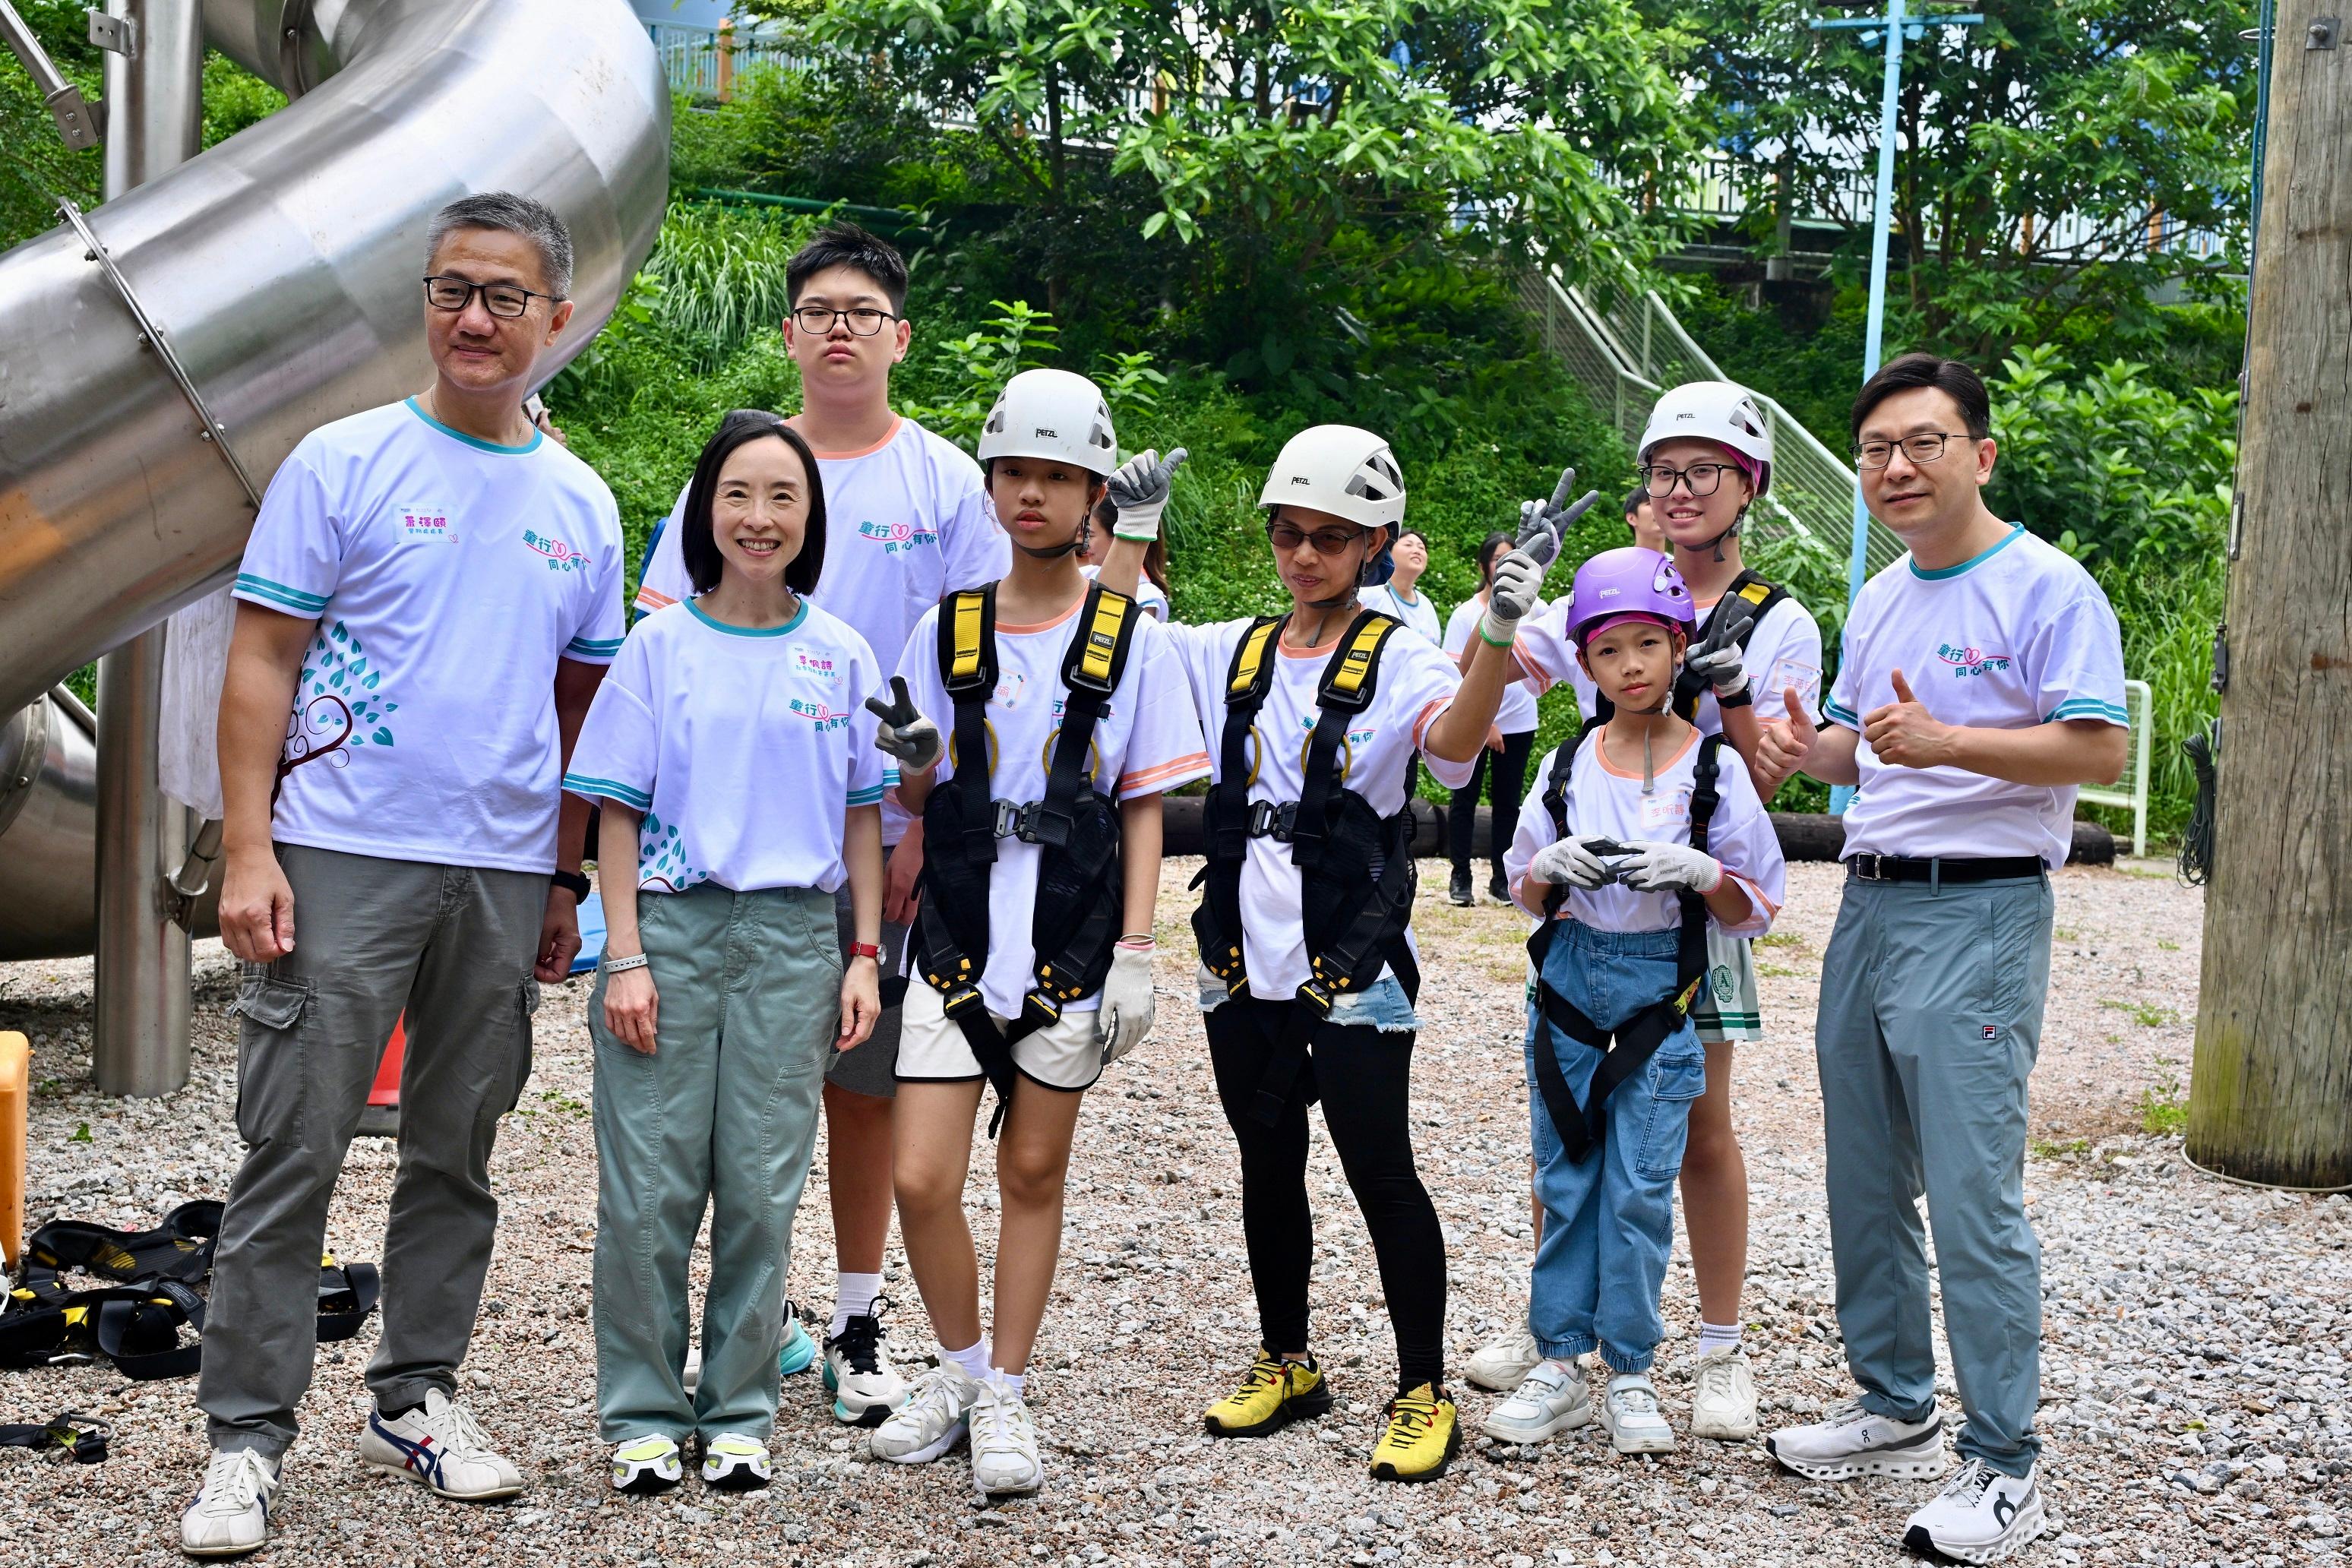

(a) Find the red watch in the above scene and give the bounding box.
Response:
[848,942,882,960]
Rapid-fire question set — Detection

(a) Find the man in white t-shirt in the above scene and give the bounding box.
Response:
[188,194,623,1554]
[1757,355,2127,1565]
[1358,528,1441,644]
[632,224,1007,1421]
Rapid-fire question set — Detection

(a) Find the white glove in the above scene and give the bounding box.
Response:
[1481,466,1599,644]
[1105,447,1188,542]
[1529,836,1614,890]
[1685,606,1756,698]
[1096,940,1156,1064]
[863,676,942,772]
[1616,841,1724,894]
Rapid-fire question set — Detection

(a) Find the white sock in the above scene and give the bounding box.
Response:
[988,1367,1026,1397]
[941,1338,993,1381]
[1698,1320,1743,1355]
[832,1271,884,1339]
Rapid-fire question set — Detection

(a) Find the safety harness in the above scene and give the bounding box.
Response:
[1523,729,1725,1164]
[912,582,1140,1136]
[0,1411,109,1463]
[1192,609,1420,1125]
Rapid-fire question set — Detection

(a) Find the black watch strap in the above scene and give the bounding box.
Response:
[550,869,591,903]
[1716,685,1754,710]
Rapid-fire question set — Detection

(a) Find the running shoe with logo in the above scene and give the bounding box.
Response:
[825,1297,903,1427]
[779,1303,817,1378]
[1463,1322,1541,1393]
[1689,1345,1759,1440]
[870,1361,979,1465]
[609,1435,683,1495]
[180,1448,278,1558]
[358,1388,525,1500]
[699,1433,772,1491]
[1599,1372,1677,1454]
[1902,1459,2047,1563]
[969,1374,1044,1498]
[1480,1358,1594,1444]
[1766,1397,1947,1481]
[1204,1349,1332,1437]
[1369,1383,1461,1482]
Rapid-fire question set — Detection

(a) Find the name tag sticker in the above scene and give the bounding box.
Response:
[1639,789,1690,832]
[397,502,456,543]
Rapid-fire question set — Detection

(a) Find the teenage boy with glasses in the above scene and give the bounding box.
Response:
[1755,352,2127,1564]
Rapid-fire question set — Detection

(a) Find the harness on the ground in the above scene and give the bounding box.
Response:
[1523,729,1725,1163]
[1192,609,1420,1125]
[0,1411,109,1463]
[1585,570,1786,728]
[912,581,1140,1136]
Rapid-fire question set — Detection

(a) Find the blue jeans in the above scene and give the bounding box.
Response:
[1525,920,1706,1374]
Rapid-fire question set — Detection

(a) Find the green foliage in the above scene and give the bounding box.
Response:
[2137,1057,2189,1136]
[643,198,819,371]
[0,0,100,247]
[201,52,284,149]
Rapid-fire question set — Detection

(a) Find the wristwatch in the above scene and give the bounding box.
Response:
[550,869,591,903]
[847,942,882,960]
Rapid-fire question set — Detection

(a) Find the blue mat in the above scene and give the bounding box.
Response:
[571,888,605,975]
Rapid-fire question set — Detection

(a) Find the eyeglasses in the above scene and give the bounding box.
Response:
[1854,432,1962,469]
[790,305,901,337]
[1266,520,1361,557]
[1639,462,1738,498]
[422,275,555,319]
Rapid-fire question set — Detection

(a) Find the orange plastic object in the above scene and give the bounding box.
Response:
[368,1017,405,1109]
[0,1031,27,1269]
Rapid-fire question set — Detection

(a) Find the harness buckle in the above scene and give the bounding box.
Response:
[991,799,1038,842]
[1245,799,1298,842]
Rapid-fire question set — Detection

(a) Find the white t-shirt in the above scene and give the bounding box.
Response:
[1443,593,1541,734]
[636,416,1007,844]
[896,593,1209,1015]
[232,399,625,873]
[1082,562,1169,621]
[563,599,892,894]
[1826,525,2127,868]
[1166,617,1479,1000]
[1510,580,1819,738]
[1359,581,1442,646]
[1504,729,1784,937]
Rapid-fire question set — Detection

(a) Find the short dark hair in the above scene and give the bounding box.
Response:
[1623,485,1648,518]
[426,191,574,299]
[786,222,909,315]
[1396,527,1428,548]
[680,410,827,597]
[1475,530,1513,577]
[1851,352,1991,443]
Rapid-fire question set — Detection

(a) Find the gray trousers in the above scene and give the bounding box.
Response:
[1815,871,2053,1477]
[201,844,547,1459]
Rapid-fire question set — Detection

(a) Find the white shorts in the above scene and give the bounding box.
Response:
[897,978,1105,1092]
[1690,926,1764,1045]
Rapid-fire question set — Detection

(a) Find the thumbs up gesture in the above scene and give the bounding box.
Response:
[1861,668,1956,769]
[1753,684,1818,789]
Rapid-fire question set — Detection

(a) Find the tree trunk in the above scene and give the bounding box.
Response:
[2187,11,2352,1190]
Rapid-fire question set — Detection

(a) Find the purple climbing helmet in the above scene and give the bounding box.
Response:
[1567,546,1696,649]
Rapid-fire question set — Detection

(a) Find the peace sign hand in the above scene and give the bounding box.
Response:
[1686,605,1756,698]
[865,676,943,772]
[1860,669,1958,769]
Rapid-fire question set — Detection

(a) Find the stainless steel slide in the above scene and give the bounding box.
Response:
[0,0,669,957]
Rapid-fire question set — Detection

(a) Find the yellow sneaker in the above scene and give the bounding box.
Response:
[1370,1383,1462,1483]
[1203,1349,1332,1437]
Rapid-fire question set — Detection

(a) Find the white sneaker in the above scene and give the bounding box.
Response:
[681,1345,702,1396]
[1902,1459,2048,1563]
[181,1449,278,1558]
[608,1435,683,1495]
[1463,1322,1542,1393]
[1767,1396,1947,1481]
[1689,1345,1759,1440]
[870,1362,979,1465]
[1598,1372,1676,1454]
[969,1374,1043,1498]
[825,1299,905,1427]
[699,1433,771,1491]
[1480,1358,1594,1444]
[359,1388,526,1500]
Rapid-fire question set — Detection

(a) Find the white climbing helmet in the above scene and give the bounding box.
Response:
[1257,424,1407,530]
[1638,380,1774,498]
[976,368,1118,476]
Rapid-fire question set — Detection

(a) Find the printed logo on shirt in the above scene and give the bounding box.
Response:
[855,518,940,555]
[786,697,855,732]
[1292,714,1377,749]
[1712,965,1737,1003]
[398,503,454,542]
[1048,695,1118,722]
[1934,641,2012,678]
[520,529,595,574]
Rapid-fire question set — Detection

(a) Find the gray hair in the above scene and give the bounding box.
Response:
[425,191,574,301]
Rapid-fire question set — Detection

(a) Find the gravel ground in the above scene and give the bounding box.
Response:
[5,858,2347,1568]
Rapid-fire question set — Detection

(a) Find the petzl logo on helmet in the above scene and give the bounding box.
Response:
[1033,426,1057,438]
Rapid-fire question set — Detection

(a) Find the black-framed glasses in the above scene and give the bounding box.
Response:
[1266,520,1360,557]
[1855,432,1962,469]
[790,304,901,336]
[1639,461,1736,498]
[422,275,557,319]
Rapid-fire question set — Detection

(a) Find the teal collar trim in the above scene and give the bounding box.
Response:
[404,397,543,455]
[1908,523,2024,580]
[688,596,808,638]
[1392,585,1422,607]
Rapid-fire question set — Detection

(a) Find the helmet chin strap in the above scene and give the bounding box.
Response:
[1013,504,1094,561]
[1692,504,1749,564]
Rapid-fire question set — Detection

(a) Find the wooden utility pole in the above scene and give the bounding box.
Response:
[2187,8,2352,1190]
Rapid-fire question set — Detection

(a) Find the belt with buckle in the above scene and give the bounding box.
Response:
[1845,853,2046,884]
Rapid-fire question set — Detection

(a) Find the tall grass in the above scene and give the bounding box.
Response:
[2098,558,2222,845]
[648,200,819,371]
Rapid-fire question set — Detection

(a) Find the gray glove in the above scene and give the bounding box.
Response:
[1686,606,1756,698]
[1481,466,1600,643]
[864,676,942,773]
[1616,840,1724,895]
[1106,447,1188,542]
[1096,941,1156,1064]
[1529,836,1614,891]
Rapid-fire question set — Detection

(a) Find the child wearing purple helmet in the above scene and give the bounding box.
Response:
[1481,547,1786,1456]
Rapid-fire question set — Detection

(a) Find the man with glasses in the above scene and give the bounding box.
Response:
[186,193,623,1556]
[636,222,1007,1427]
[1754,353,2126,1564]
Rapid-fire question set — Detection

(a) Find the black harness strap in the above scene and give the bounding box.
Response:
[0,1412,109,1463]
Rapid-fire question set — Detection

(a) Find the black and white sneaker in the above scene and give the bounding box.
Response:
[1902,1459,2047,1563]
[824,1298,903,1427]
[1766,1397,1946,1481]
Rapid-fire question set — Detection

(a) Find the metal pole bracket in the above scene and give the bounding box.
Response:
[84,7,134,56]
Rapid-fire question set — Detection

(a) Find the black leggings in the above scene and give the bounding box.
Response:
[1448,728,1537,874]
[1205,994,1447,1389]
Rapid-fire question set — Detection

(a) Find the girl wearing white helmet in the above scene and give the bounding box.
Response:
[861,367,1210,1499]
[1101,427,1591,1483]
[1468,381,1824,1445]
